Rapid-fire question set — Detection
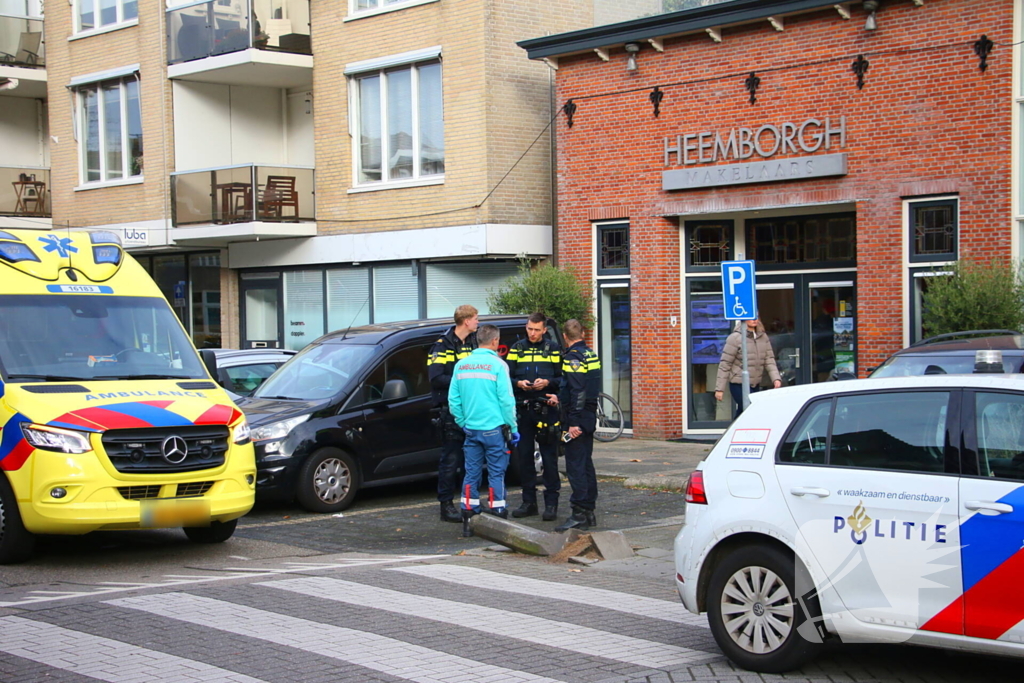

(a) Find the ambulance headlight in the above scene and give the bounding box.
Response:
[250,414,309,442]
[21,424,93,454]
[233,418,251,444]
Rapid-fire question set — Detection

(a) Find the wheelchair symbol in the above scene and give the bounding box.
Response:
[732,297,749,318]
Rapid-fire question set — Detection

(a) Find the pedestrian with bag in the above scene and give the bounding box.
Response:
[506,313,562,521]
[713,318,782,417]
[448,324,519,534]
[428,305,479,523]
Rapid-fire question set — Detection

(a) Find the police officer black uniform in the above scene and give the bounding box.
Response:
[428,305,479,523]
[505,313,562,521]
[554,319,602,532]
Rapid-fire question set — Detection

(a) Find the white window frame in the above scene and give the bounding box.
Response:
[902,195,959,346]
[73,73,143,188]
[74,0,139,35]
[346,0,438,21]
[347,48,444,191]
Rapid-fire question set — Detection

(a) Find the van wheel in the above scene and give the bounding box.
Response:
[184,519,237,544]
[296,449,359,513]
[0,474,35,564]
[707,545,822,673]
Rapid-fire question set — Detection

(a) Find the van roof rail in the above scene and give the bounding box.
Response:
[909,329,1022,348]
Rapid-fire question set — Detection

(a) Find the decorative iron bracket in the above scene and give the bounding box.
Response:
[564,99,577,128]
[974,35,994,72]
[650,87,664,117]
[851,54,870,89]
[744,72,761,105]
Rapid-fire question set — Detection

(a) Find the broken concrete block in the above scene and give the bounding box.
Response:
[568,556,598,566]
[469,514,566,556]
[590,530,635,561]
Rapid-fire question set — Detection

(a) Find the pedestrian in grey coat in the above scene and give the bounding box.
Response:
[714,318,782,416]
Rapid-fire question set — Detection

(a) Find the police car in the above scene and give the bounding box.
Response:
[675,375,1024,672]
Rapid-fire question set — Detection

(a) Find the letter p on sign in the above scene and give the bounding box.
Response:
[721,260,758,321]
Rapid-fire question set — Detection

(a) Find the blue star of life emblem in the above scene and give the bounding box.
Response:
[38,235,78,258]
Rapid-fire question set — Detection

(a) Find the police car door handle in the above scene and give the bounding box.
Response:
[790,486,830,498]
[964,500,1013,514]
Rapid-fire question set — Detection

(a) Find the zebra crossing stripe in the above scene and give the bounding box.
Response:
[0,616,265,683]
[391,564,708,627]
[262,576,717,668]
[108,593,562,683]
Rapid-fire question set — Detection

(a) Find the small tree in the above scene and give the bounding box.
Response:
[487,260,594,328]
[921,259,1024,337]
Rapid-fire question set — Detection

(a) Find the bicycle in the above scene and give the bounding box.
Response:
[594,392,625,442]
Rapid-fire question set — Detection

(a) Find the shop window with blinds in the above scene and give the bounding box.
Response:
[327,267,370,332]
[425,262,519,319]
[685,220,733,272]
[746,213,856,269]
[373,264,419,323]
[283,270,324,351]
[909,198,958,263]
[597,223,629,275]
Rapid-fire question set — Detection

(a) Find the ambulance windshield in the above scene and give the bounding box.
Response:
[0,294,206,382]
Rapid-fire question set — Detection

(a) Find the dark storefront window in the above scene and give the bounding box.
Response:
[685,220,733,272]
[599,283,632,429]
[747,213,856,269]
[687,278,733,426]
[152,254,188,326]
[190,253,221,348]
[910,198,958,263]
[597,222,629,274]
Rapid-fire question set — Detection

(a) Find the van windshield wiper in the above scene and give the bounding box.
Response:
[256,395,296,400]
[6,374,91,382]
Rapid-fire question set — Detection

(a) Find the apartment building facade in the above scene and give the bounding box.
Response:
[520,0,1020,438]
[0,0,589,351]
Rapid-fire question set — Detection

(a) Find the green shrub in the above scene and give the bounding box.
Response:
[922,259,1024,337]
[487,260,594,328]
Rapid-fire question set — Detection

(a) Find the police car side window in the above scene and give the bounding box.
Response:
[779,399,832,465]
[974,392,1024,481]
[829,392,948,473]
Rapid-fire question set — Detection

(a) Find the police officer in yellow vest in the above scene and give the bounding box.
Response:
[506,312,562,521]
[550,319,602,532]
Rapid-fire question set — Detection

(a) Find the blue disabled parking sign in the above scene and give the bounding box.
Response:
[721,260,757,321]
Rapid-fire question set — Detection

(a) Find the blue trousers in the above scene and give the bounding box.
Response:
[728,383,761,417]
[462,427,509,513]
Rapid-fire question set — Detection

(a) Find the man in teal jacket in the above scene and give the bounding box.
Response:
[449,324,519,526]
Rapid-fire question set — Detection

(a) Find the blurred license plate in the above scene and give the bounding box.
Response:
[141,498,210,528]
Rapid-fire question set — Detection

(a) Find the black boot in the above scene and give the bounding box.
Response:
[511,502,538,518]
[542,505,558,521]
[440,501,462,523]
[585,510,597,528]
[462,509,477,537]
[554,507,589,532]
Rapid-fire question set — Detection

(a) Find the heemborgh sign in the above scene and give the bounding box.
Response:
[662,116,848,191]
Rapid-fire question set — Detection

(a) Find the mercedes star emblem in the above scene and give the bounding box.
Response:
[161,435,188,464]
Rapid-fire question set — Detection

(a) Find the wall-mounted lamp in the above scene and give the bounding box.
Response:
[624,42,640,72]
[863,0,879,30]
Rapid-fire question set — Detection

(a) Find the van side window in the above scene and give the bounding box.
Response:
[779,399,832,465]
[829,392,948,473]
[352,345,431,406]
[974,391,1024,481]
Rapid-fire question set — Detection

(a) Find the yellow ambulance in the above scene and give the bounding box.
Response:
[0,229,255,563]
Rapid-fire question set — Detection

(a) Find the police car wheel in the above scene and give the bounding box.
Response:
[183,519,237,544]
[296,449,359,513]
[0,473,35,564]
[707,545,821,673]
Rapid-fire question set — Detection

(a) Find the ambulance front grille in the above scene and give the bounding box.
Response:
[101,426,229,474]
[117,485,162,500]
[176,481,214,497]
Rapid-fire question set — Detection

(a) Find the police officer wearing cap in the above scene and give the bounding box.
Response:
[506,312,562,521]
[428,304,479,523]
[552,318,602,532]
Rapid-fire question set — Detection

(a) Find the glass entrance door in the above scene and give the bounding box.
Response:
[598,283,632,429]
[241,272,282,348]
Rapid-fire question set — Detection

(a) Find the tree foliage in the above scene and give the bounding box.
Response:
[921,259,1024,338]
[487,260,594,328]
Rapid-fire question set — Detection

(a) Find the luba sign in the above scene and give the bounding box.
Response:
[662,116,848,191]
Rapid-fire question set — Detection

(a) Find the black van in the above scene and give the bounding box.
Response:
[237,315,559,512]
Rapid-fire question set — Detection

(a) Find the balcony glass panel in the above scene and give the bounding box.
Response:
[0,167,50,217]
[167,0,310,65]
[0,16,44,67]
[171,164,314,227]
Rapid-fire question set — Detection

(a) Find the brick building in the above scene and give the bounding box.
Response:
[521,0,1019,438]
[0,0,590,351]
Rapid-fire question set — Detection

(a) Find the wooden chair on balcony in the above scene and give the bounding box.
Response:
[257,175,299,220]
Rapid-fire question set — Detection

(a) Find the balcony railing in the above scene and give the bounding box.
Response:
[0,166,50,217]
[171,164,314,227]
[167,0,310,65]
[0,15,44,68]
